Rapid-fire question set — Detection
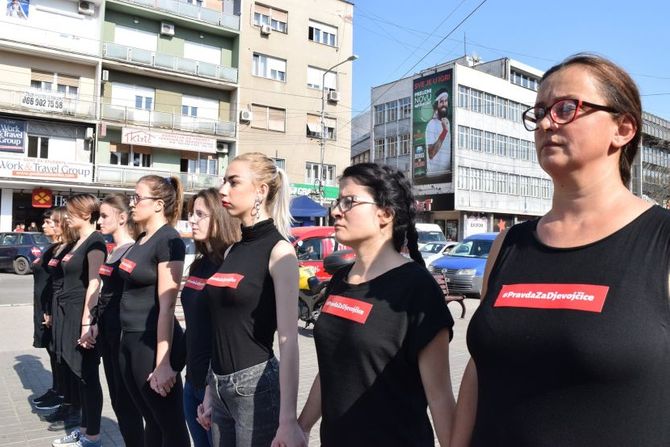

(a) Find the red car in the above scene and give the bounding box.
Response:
[290,226,347,282]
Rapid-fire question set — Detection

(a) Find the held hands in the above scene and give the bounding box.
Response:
[77,324,97,349]
[42,314,52,328]
[196,385,212,430]
[147,363,177,397]
[271,420,308,447]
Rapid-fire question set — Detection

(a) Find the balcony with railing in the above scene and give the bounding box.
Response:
[101,103,236,137]
[96,164,219,191]
[108,0,239,32]
[0,86,97,120]
[103,42,238,84]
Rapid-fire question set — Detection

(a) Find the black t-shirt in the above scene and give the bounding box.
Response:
[97,243,133,323]
[313,261,454,447]
[47,242,73,304]
[181,256,219,388]
[467,206,670,447]
[205,219,283,375]
[119,225,185,332]
[60,232,106,303]
[33,243,57,315]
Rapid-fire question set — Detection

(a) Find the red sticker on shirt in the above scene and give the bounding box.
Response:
[48,258,60,267]
[206,273,244,289]
[322,295,373,324]
[494,283,610,313]
[184,276,207,291]
[62,253,73,263]
[119,258,136,273]
[98,265,114,276]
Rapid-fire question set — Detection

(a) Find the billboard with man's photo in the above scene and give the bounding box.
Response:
[412,69,453,185]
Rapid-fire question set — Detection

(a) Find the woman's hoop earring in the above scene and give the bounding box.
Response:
[251,196,262,222]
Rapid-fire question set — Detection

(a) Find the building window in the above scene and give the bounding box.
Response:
[458,85,468,109]
[27,136,48,159]
[305,162,335,186]
[509,174,519,195]
[251,104,286,132]
[374,104,385,125]
[272,158,286,170]
[307,66,337,91]
[252,53,286,82]
[386,101,398,122]
[470,90,482,113]
[308,20,337,47]
[31,71,79,98]
[484,131,495,154]
[458,166,469,190]
[306,115,336,140]
[374,138,385,159]
[387,136,397,157]
[511,69,539,91]
[399,134,411,155]
[484,93,495,116]
[496,172,507,194]
[135,95,153,110]
[399,97,411,119]
[253,3,288,33]
[110,145,151,167]
[496,134,506,157]
[519,176,529,197]
[182,105,198,117]
[181,153,217,175]
[470,128,482,152]
[458,126,469,150]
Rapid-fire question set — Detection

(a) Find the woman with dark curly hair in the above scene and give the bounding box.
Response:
[298,163,455,446]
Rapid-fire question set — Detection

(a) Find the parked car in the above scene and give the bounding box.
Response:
[429,232,498,298]
[0,232,51,275]
[420,241,459,266]
[415,223,447,249]
[290,226,348,286]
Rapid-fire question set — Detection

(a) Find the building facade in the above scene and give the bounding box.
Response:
[237,0,354,202]
[0,0,355,230]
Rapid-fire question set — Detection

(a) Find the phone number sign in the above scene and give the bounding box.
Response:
[21,92,65,112]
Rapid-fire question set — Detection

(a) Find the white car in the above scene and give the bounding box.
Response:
[421,241,458,266]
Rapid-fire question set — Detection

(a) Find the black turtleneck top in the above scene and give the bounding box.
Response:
[205,219,284,375]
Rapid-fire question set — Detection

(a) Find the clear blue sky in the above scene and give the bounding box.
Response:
[350,0,668,122]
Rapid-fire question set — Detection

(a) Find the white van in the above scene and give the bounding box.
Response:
[415,223,447,249]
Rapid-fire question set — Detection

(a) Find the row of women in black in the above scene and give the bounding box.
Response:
[33,157,456,447]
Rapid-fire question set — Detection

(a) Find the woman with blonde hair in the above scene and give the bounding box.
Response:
[199,153,304,447]
[119,175,190,446]
[97,193,144,446]
[52,194,106,447]
[182,188,239,446]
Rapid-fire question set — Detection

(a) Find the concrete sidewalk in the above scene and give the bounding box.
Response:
[0,300,475,446]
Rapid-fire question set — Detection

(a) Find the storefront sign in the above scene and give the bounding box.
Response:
[0,118,26,153]
[122,127,216,153]
[32,188,53,208]
[0,156,93,183]
[21,91,65,113]
[290,183,339,200]
[464,216,487,238]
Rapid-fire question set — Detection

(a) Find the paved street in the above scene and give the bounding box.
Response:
[0,274,476,446]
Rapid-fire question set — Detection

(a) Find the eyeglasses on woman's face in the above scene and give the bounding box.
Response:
[130,194,161,204]
[522,98,619,131]
[188,210,210,222]
[331,195,377,213]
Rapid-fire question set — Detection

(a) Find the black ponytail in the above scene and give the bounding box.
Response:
[340,163,425,268]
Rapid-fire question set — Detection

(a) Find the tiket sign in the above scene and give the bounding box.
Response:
[121,127,216,153]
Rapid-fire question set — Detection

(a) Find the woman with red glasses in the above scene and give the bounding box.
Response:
[452,54,670,447]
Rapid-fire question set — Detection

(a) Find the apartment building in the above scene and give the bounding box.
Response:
[366,56,551,240]
[237,0,354,202]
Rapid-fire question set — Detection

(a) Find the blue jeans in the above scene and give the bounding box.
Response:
[184,380,212,447]
[207,358,280,447]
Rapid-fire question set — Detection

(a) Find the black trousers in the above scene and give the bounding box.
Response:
[99,316,144,446]
[119,330,190,447]
[62,349,102,435]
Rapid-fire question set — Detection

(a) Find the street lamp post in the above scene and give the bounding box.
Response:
[318,54,358,199]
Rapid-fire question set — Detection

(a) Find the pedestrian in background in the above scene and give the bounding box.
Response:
[52,194,106,447]
[119,175,190,447]
[453,54,670,447]
[97,193,144,446]
[182,188,239,446]
[198,152,304,447]
[298,163,455,446]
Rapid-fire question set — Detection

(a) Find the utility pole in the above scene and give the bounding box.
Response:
[318,54,358,199]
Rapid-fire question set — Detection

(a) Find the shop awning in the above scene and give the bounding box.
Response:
[290,195,328,217]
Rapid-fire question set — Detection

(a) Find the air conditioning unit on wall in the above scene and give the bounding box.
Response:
[260,24,271,35]
[327,90,340,102]
[239,110,253,122]
[161,22,175,37]
[78,0,95,15]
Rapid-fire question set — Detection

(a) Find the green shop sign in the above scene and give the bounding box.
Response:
[290,183,339,200]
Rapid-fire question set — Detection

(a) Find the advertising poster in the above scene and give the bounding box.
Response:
[6,0,29,18]
[0,118,26,153]
[412,69,453,185]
